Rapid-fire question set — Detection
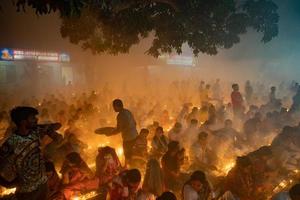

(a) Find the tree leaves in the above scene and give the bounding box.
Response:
[12,0,279,57]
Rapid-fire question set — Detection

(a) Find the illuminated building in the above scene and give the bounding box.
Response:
[0,48,84,92]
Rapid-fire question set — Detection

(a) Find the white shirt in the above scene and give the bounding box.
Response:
[183,184,199,200]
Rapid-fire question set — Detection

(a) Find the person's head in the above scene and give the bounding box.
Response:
[189,170,207,192]
[140,128,149,138]
[197,131,208,146]
[271,86,276,92]
[192,107,198,113]
[153,121,160,127]
[143,159,164,196]
[224,119,233,129]
[190,119,198,127]
[45,161,56,178]
[168,141,180,154]
[289,183,300,200]
[156,191,177,200]
[173,122,182,133]
[10,106,39,129]
[112,99,124,112]
[155,126,164,137]
[97,146,120,165]
[98,146,114,157]
[66,152,83,167]
[232,84,239,91]
[125,169,141,193]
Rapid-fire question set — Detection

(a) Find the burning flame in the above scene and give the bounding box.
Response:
[116,147,124,158]
[1,187,16,196]
[222,161,235,175]
[71,191,98,200]
[215,160,236,176]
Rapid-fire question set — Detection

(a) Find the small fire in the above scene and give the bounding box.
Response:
[116,146,125,164]
[1,187,16,196]
[273,180,288,193]
[222,161,235,175]
[88,162,96,169]
[215,160,236,176]
[71,196,79,200]
[116,147,124,157]
[71,191,98,200]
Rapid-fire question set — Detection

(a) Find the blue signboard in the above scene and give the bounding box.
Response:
[0,48,14,61]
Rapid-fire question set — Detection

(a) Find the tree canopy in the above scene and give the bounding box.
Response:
[12,0,279,57]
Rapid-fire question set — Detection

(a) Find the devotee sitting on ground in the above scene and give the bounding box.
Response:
[0,106,62,200]
[131,128,150,165]
[137,159,165,200]
[243,112,262,147]
[96,146,122,200]
[182,119,198,148]
[109,169,142,200]
[213,119,240,142]
[161,141,186,193]
[147,121,160,139]
[182,170,212,200]
[168,122,183,142]
[189,131,217,173]
[176,104,190,125]
[186,107,199,125]
[150,126,168,160]
[60,152,98,200]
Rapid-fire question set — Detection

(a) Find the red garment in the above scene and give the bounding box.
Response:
[62,178,99,200]
[109,171,137,200]
[61,163,98,200]
[96,148,122,186]
[231,91,244,114]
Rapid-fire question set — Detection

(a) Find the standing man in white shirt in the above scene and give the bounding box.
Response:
[110,99,138,166]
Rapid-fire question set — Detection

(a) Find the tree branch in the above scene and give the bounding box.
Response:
[113,0,179,13]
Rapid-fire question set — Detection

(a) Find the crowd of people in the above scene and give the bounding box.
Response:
[0,79,300,200]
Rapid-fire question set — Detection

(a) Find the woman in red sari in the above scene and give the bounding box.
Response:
[96,146,123,200]
[60,152,99,200]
